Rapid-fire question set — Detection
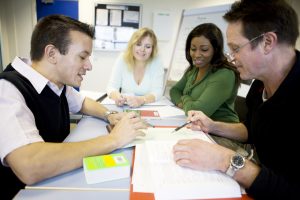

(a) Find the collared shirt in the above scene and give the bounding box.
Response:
[0,57,85,165]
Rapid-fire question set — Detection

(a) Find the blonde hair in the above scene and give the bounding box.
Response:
[123,27,158,70]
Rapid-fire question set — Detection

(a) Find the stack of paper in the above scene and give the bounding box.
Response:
[131,128,242,199]
[146,141,241,199]
[83,153,130,184]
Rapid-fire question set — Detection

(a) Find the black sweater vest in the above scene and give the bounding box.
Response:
[0,64,70,199]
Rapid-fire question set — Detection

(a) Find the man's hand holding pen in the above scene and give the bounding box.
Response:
[172,121,192,133]
[172,111,199,133]
[186,110,213,133]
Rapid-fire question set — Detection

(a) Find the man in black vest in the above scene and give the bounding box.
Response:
[0,15,147,199]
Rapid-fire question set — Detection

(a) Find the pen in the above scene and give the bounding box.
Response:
[172,121,192,133]
[145,121,154,128]
[106,124,114,133]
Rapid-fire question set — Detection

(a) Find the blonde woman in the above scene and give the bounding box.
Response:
[106,27,164,107]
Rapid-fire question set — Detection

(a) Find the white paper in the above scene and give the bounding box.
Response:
[131,128,213,192]
[145,140,242,199]
[153,105,185,118]
[95,26,114,41]
[132,144,154,192]
[121,106,184,122]
[115,27,136,42]
[101,96,174,106]
[132,105,184,118]
[96,9,108,26]
[110,9,122,26]
[94,39,114,50]
[123,10,139,23]
[123,127,212,149]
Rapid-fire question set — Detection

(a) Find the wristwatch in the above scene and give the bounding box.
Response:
[225,153,245,177]
[104,110,118,121]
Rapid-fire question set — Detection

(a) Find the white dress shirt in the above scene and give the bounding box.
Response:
[0,57,85,165]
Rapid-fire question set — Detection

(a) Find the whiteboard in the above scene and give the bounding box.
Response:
[167,4,231,81]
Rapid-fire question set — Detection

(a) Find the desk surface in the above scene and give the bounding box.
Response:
[14,189,129,200]
[27,117,134,190]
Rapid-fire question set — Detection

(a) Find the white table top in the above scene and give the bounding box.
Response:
[27,117,133,190]
[14,189,129,200]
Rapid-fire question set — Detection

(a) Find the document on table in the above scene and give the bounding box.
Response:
[123,127,211,148]
[101,95,174,106]
[131,144,154,192]
[128,105,185,118]
[131,128,242,199]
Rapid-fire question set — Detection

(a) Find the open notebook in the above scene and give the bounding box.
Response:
[131,128,242,200]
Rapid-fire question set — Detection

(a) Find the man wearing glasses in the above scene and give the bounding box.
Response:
[172,0,300,199]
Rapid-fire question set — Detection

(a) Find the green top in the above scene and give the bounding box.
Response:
[170,67,239,123]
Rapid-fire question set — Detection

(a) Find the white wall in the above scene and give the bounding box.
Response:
[0,0,36,67]
[78,0,236,92]
[79,0,300,92]
[290,0,300,49]
[0,0,299,92]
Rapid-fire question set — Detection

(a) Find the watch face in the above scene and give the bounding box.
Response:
[232,154,245,169]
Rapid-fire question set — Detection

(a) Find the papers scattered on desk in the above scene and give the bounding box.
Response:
[131,128,242,199]
[101,96,174,106]
[83,153,130,184]
[123,127,211,148]
[129,105,185,119]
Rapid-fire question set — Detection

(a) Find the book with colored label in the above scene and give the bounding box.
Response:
[83,153,130,184]
[125,109,160,119]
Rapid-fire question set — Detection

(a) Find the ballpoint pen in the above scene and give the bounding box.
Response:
[106,124,114,133]
[172,121,192,133]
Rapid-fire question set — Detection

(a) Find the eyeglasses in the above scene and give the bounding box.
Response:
[225,31,271,63]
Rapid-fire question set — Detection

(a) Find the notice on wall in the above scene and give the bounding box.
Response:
[153,10,174,41]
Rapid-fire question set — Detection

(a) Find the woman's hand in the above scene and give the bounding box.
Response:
[125,96,144,107]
